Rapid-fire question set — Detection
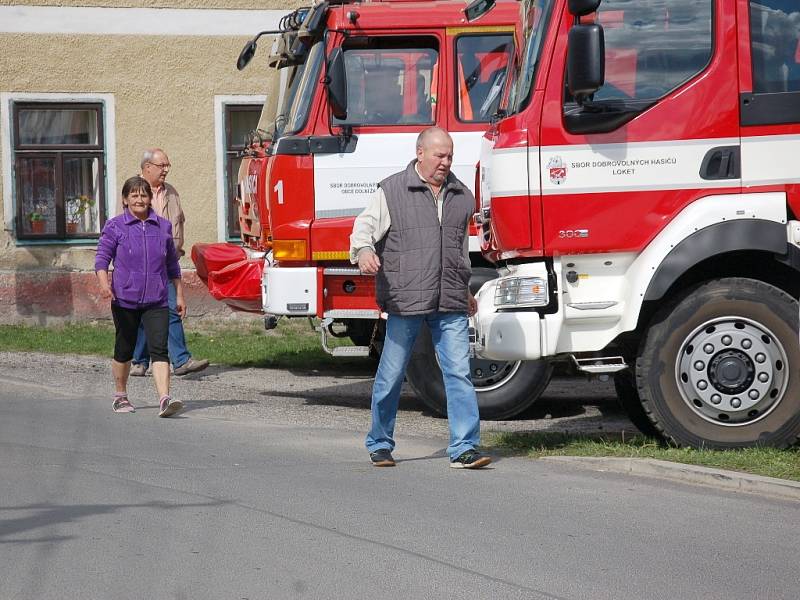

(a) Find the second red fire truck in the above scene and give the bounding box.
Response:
[193,0,555,419]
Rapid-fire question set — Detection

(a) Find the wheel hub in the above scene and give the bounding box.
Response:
[707,349,755,395]
[676,318,788,426]
[470,357,520,391]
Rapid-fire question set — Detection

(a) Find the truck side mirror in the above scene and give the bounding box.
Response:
[237,38,258,71]
[327,47,348,120]
[464,0,496,23]
[567,24,605,104]
[568,0,601,17]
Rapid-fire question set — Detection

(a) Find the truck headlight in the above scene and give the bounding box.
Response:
[494,276,548,307]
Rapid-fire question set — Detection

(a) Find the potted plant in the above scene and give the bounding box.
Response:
[66,194,95,234]
[28,210,46,234]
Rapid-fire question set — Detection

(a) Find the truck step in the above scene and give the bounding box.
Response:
[572,356,627,375]
[318,318,372,358]
[331,345,371,357]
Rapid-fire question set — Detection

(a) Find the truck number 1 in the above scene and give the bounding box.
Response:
[273,180,284,205]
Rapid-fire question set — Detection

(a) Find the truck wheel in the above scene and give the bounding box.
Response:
[405,323,553,420]
[636,278,800,448]
[613,371,662,439]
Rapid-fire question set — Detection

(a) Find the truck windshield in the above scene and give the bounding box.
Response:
[507,0,554,114]
[278,41,324,137]
[259,40,325,141]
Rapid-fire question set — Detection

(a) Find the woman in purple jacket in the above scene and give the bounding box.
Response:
[96,176,186,417]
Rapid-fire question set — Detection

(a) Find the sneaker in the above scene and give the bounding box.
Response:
[173,358,209,376]
[369,448,396,467]
[158,395,184,418]
[450,449,491,469]
[130,363,148,377]
[112,394,135,413]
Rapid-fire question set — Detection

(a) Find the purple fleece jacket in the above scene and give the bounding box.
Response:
[95,208,182,309]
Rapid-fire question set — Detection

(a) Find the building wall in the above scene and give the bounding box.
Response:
[0,0,291,8]
[0,1,297,323]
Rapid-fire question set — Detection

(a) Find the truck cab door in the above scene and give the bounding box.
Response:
[739,0,800,216]
[538,0,740,257]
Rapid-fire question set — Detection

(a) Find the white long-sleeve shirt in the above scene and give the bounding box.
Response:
[349,165,470,264]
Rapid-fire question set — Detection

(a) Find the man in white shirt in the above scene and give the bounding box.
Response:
[350,127,489,469]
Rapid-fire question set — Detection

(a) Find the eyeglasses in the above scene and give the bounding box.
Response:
[147,161,171,171]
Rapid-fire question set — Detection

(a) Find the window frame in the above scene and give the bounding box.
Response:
[331,34,440,129]
[741,0,800,126]
[214,95,266,242]
[11,100,108,242]
[224,103,264,239]
[452,31,515,124]
[561,1,715,134]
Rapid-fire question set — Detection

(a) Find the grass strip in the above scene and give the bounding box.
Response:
[484,431,800,482]
[4,322,798,480]
[0,319,369,372]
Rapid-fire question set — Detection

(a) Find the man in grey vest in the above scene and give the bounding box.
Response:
[350,127,490,469]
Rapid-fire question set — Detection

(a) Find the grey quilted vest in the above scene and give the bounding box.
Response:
[375,160,473,315]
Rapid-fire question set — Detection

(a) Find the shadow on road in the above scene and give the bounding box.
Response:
[177,398,258,415]
[0,500,228,544]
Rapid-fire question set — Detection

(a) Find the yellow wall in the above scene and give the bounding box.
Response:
[0,3,297,271]
[0,1,291,9]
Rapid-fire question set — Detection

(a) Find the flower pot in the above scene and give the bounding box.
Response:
[66,222,78,234]
[30,220,46,234]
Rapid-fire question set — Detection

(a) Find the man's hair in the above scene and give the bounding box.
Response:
[121,176,153,204]
[416,126,451,151]
[140,148,166,169]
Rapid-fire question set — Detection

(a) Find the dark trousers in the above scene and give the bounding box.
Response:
[111,304,169,363]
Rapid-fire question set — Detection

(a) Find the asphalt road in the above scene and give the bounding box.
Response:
[1,351,799,600]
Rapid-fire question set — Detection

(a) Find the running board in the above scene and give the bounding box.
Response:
[331,345,371,357]
[571,355,627,374]
[318,317,371,358]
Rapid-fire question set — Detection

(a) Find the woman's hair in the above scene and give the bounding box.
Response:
[121,176,153,204]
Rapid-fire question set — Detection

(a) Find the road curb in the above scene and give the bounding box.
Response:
[539,456,800,501]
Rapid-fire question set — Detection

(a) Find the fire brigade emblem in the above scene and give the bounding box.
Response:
[547,155,567,185]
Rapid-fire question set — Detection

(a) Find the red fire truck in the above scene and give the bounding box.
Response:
[471,0,800,447]
[193,0,556,419]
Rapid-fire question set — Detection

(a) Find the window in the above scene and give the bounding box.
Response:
[588,0,713,101]
[283,41,325,136]
[508,0,555,115]
[743,1,800,126]
[224,104,264,238]
[751,1,800,93]
[455,34,514,122]
[333,37,438,127]
[13,102,106,240]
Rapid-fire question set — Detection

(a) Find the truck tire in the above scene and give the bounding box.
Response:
[613,371,662,439]
[636,278,800,448]
[406,323,553,420]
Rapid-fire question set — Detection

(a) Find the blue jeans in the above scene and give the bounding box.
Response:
[366,312,480,461]
[132,281,191,369]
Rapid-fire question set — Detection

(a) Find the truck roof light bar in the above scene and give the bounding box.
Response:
[236,7,313,71]
[298,2,329,41]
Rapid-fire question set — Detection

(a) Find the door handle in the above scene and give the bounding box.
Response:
[700,145,740,180]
